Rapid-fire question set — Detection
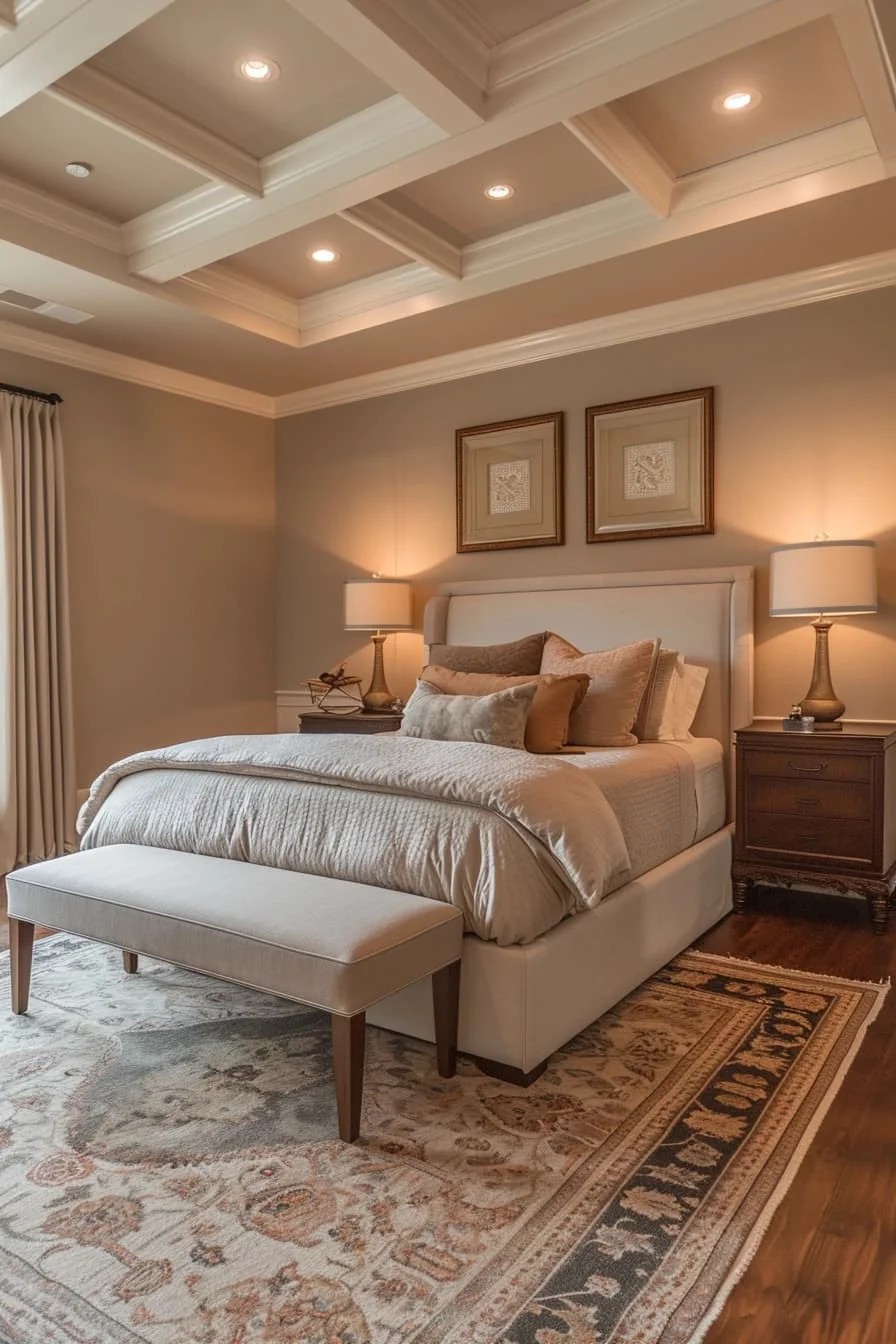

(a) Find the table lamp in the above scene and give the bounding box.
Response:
[769,539,877,729]
[344,578,412,711]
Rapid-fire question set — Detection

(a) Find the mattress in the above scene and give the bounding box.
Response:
[558,738,726,891]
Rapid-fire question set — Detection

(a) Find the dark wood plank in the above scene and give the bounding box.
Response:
[432,959,461,1078]
[331,1011,365,1143]
[700,886,896,1344]
[122,950,138,974]
[9,916,35,1014]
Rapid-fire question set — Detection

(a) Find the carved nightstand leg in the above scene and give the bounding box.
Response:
[732,878,751,915]
[867,888,890,936]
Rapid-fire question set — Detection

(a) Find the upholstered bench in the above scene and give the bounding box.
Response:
[6,845,463,1142]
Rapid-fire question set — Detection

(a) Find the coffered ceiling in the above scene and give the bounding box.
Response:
[0,0,894,412]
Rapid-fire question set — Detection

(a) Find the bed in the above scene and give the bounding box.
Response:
[80,565,754,1082]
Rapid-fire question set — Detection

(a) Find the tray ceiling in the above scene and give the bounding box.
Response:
[0,0,893,405]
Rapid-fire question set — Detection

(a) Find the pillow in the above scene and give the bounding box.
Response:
[540,633,660,747]
[657,663,709,741]
[420,666,590,753]
[634,649,683,741]
[399,679,537,749]
[427,632,546,675]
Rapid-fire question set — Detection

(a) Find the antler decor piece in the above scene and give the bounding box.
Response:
[307,666,364,714]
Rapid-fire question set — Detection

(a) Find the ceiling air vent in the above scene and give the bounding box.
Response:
[0,288,93,324]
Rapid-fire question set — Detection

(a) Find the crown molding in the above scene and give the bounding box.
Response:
[273,248,896,418]
[2,248,895,422]
[0,318,275,417]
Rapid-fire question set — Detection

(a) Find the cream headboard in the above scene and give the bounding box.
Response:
[424,566,754,758]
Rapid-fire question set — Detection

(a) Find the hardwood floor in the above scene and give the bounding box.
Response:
[700,887,896,1344]
[1,882,892,1342]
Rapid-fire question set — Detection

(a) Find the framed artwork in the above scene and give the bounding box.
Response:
[585,388,714,543]
[456,411,564,553]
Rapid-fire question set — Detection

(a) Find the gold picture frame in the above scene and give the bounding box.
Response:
[586,388,714,543]
[456,411,564,553]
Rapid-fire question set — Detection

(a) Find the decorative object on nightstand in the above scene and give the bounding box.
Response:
[306,665,363,714]
[732,721,896,933]
[769,539,877,728]
[344,578,412,712]
[298,710,403,735]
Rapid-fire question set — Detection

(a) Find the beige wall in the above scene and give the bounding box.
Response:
[1,353,276,785]
[276,286,896,722]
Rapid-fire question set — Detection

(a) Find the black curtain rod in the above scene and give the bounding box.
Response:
[0,380,63,405]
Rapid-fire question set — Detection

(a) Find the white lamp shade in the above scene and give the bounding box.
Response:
[344,579,412,631]
[769,540,877,617]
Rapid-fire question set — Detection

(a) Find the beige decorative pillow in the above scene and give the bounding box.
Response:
[634,649,683,740]
[421,666,590,753]
[540,633,660,747]
[427,632,546,675]
[399,679,537,749]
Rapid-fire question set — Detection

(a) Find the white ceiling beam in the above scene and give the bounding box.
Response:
[0,176,302,347]
[122,0,840,283]
[563,106,676,217]
[295,120,880,346]
[339,198,462,277]
[46,66,263,198]
[125,97,446,282]
[284,0,486,133]
[0,0,177,117]
[834,1,896,164]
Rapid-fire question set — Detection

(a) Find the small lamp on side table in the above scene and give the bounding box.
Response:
[769,539,877,729]
[344,578,412,712]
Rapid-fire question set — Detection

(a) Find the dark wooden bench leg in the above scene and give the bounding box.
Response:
[332,1011,365,1142]
[122,950,138,974]
[9,917,35,1015]
[433,959,461,1078]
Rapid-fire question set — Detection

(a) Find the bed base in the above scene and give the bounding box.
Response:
[369,826,732,1078]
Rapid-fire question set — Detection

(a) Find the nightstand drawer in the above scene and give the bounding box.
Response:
[742,749,871,784]
[744,812,873,861]
[746,777,872,821]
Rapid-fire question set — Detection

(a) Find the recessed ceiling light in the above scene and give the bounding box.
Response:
[65,161,92,178]
[308,247,338,264]
[484,183,514,200]
[236,56,280,82]
[714,88,761,114]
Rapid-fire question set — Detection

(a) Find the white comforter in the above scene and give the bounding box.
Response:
[77,733,631,946]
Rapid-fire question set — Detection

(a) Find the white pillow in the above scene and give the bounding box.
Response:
[656,663,709,741]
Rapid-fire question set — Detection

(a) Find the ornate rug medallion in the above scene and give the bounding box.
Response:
[0,936,885,1343]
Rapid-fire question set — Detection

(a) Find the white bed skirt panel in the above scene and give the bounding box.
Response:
[369,826,733,1073]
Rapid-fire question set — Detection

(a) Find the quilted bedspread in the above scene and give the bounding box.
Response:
[77,733,631,945]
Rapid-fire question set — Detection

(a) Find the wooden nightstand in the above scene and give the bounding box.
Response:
[297,710,403,735]
[732,721,896,933]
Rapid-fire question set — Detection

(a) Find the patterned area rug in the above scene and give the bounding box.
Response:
[0,937,886,1344]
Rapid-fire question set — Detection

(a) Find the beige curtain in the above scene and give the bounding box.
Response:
[0,390,76,871]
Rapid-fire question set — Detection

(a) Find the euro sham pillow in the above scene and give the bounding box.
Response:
[633,649,683,741]
[427,632,546,676]
[540,633,660,747]
[656,662,709,741]
[399,679,538,749]
[420,666,589,754]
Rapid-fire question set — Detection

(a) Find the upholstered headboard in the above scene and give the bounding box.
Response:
[424,567,754,760]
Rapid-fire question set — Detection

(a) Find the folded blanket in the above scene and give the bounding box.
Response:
[78,734,631,946]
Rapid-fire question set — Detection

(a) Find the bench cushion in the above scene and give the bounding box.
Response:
[7,845,463,1017]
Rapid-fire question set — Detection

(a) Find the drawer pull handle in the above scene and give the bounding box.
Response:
[796,796,820,808]
[787,760,828,774]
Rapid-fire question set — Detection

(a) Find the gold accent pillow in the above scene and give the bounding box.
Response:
[420,667,589,754]
[540,634,660,747]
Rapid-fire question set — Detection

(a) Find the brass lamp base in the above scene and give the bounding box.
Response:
[799,619,845,728]
[362,633,398,712]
